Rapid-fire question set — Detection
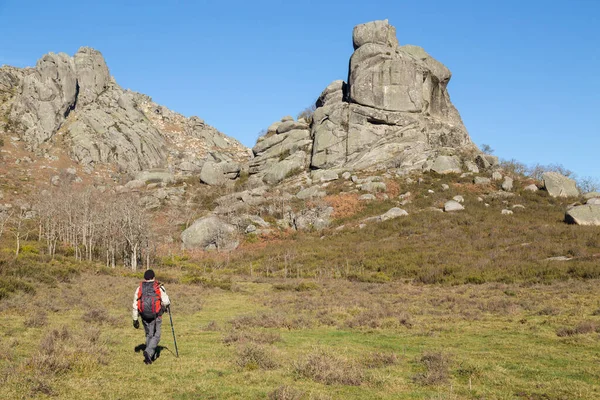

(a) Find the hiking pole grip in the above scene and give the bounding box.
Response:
[168,306,179,358]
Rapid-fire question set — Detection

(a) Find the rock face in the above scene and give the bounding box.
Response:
[542,172,579,198]
[2,47,250,175]
[251,19,477,182]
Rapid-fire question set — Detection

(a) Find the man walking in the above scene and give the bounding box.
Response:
[132,269,170,364]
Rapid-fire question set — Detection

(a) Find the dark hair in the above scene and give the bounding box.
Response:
[144,269,155,280]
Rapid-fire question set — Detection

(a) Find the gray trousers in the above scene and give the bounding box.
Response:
[142,316,162,359]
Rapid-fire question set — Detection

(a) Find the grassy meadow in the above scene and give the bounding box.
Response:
[1,171,600,399]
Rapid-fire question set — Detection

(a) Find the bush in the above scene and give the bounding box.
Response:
[268,386,305,400]
[362,351,399,368]
[293,348,364,386]
[413,351,452,386]
[235,343,280,370]
[24,311,48,328]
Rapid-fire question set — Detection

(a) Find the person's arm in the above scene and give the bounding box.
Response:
[160,285,170,308]
[132,286,140,321]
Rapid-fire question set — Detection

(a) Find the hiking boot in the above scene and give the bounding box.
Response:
[143,351,153,365]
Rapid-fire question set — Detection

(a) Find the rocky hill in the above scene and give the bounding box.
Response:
[0,47,250,177]
[1,19,598,260]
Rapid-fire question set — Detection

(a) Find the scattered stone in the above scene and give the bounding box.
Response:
[359,182,386,192]
[125,179,145,190]
[453,195,464,203]
[565,205,600,226]
[523,184,538,192]
[474,177,491,185]
[311,169,339,182]
[139,195,160,210]
[51,175,60,186]
[441,184,450,191]
[512,204,526,209]
[427,189,435,194]
[587,198,600,205]
[296,186,326,200]
[501,209,513,215]
[501,177,514,191]
[492,171,503,181]
[359,194,376,201]
[342,171,352,180]
[543,172,579,198]
[444,200,464,212]
[380,207,408,221]
[245,225,257,234]
[464,161,479,174]
[545,256,572,262]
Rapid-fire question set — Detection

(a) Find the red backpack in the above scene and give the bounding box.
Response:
[137,281,163,321]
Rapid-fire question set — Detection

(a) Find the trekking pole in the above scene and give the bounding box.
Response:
[167,306,179,358]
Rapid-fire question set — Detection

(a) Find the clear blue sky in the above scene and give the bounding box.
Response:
[1,0,598,179]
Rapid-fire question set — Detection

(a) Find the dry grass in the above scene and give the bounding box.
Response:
[223,330,282,346]
[324,193,363,219]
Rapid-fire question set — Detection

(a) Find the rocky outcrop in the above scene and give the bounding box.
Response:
[250,19,477,182]
[542,172,579,198]
[2,47,251,175]
[249,116,312,184]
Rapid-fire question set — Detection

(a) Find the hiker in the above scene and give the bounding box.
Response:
[132,269,170,364]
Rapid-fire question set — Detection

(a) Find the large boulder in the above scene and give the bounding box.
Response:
[308,20,475,174]
[542,172,579,198]
[431,156,461,174]
[181,215,239,251]
[565,205,600,226]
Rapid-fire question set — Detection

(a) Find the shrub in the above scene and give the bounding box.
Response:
[235,343,279,370]
[24,311,48,328]
[556,321,598,337]
[268,386,305,400]
[363,351,399,368]
[293,347,364,386]
[413,351,452,386]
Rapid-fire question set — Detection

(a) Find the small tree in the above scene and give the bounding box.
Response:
[481,144,494,155]
[297,104,316,124]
